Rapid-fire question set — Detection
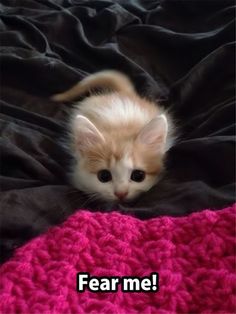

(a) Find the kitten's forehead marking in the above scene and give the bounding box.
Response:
[110,153,133,183]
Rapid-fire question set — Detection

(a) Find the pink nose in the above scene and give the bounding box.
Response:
[114,191,128,200]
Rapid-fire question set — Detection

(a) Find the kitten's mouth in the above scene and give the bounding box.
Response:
[115,192,145,206]
[113,197,135,205]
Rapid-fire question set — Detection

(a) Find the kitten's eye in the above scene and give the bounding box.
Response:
[97,169,112,183]
[131,170,145,182]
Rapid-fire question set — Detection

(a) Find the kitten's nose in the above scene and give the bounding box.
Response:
[114,191,128,200]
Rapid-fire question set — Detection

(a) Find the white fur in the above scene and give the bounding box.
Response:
[70,93,173,203]
[74,94,155,126]
[70,93,174,202]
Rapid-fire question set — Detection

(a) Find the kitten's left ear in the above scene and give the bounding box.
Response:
[73,115,105,152]
[136,114,168,153]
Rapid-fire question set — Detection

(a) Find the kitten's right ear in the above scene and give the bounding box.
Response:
[135,114,168,153]
[73,115,105,152]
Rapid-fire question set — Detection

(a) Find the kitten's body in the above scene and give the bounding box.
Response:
[52,71,174,202]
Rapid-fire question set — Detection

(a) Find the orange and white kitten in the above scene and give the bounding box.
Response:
[52,71,174,203]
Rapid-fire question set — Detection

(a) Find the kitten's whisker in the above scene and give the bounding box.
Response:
[66,189,81,196]
[78,193,99,209]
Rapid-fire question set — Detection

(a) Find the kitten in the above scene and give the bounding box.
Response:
[52,71,174,203]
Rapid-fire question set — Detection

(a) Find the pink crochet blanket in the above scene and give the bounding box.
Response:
[1,205,235,313]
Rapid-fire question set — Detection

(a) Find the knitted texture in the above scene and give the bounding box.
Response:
[0,205,235,314]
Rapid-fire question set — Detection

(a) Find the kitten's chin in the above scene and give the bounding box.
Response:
[86,194,136,204]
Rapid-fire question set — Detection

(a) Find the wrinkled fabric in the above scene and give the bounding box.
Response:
[0,0,235,262]
[0,205,235,313]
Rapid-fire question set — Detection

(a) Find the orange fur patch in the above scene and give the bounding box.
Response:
[82,134,163,177]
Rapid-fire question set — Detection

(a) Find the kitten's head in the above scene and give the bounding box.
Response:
[71,114,169,203]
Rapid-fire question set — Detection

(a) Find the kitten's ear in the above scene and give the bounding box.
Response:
[136,114,168,153]
[73,115,105,152]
